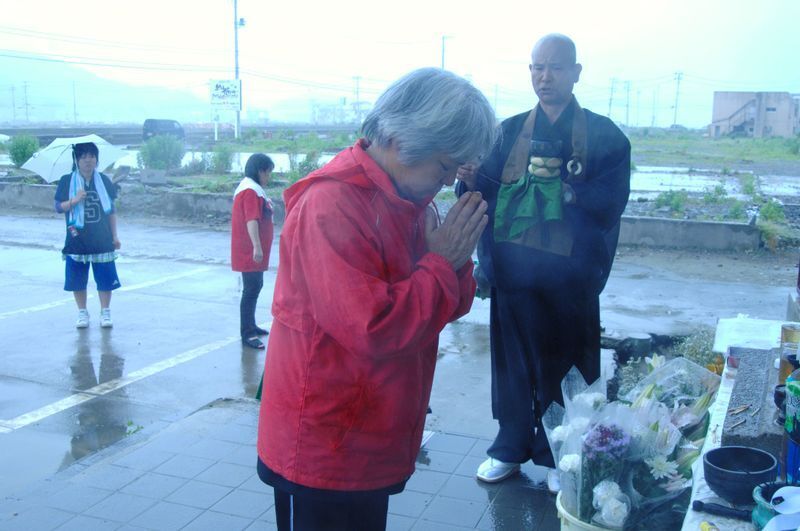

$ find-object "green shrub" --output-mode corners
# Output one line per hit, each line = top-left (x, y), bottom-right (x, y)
(725, 200), (746, 221)
(286, 151), (321, 184)
(184, 156), (210, 175)
(786, 134), (800, 156)
(211, 144), (234, 173)
(241, 128), (262, 143)
(137, 135), (184, 170)
(759, 199), (786, 223)
(738, 173), (757, 196)
(9, 135), (39, 167)
(654, 190), (688, 213)
(702, 184), (727, 204)
(298, 151), (321, 177)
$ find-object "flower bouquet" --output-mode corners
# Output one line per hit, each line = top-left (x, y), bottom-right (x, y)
(544, 358), (719, 529)
(542, 367), (608, 517)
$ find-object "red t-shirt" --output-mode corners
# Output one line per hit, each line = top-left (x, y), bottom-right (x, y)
(231, 189), (274, 272)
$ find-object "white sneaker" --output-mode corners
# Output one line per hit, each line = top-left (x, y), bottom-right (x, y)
(76, 309), (89, 329)
(546, 468), (561, 493)
(476, 457), (520, 483)
(100, 309), (113, 328)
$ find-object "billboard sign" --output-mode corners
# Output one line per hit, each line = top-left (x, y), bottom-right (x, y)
(210, 79), (242, 110)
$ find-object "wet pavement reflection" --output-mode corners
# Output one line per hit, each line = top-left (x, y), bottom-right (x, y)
(67, 332), (127, 465)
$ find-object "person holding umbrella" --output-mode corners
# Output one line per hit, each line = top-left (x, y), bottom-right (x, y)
(54, 142), (122, 328)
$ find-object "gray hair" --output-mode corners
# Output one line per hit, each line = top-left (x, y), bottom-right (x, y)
(362, 68), (497, 165)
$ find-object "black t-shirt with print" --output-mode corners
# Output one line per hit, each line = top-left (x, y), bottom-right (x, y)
(54, 173), (117, 255)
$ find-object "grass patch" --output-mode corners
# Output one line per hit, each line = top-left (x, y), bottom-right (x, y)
(628, 129), (800, 168)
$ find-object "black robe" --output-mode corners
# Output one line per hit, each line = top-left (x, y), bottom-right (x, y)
(460, 98), (631, 466)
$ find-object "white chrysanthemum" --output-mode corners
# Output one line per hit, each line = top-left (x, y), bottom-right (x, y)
(600, 497), (629, 527)
(646, 455), (679, 480)
(593, 480), (623, 507)
(551, 424), (572, 443)
(559, 454), (581, 474)
(571, 416), (591, 434)
(575, 392), (607, 410)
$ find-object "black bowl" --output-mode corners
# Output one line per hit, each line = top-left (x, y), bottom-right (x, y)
(703, 446), (777, 505)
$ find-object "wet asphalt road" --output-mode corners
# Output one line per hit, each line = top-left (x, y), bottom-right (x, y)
(0, 212), (791, 499)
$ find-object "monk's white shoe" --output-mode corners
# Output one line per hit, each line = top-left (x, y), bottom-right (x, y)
(546, 468), (561, 493)
(476, 457), (520, 483)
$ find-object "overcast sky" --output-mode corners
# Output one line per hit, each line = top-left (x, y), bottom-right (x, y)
(1, 0), (798, 127)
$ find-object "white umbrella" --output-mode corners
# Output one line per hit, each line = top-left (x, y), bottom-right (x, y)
(21, 134), (129, 183)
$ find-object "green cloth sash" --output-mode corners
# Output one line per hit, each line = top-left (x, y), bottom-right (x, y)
(494, 173), (562, 242)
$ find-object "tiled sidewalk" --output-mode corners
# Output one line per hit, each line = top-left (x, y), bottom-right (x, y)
(0, 399), (559, 531)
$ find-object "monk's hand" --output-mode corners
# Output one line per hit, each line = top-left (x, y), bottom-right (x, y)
(455, 163), (478, 190)
(425, 191), (488, 270)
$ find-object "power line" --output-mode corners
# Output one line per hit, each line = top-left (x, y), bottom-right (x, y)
(0, 50), (230, 73)
(0, 25), (228, 57)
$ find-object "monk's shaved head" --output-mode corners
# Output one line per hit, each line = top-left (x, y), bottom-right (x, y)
(532, 34), (577, 65)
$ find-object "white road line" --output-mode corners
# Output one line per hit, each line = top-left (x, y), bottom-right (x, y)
(0, 331), (254, 432)
(0, 267), (211, 320)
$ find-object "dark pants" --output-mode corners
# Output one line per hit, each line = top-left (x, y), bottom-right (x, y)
(486, 284), (600, 468)
(240, 271), (263, 338)
(273, 488), (389, 531)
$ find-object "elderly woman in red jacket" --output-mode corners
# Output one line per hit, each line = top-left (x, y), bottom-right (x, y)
(256, 68), (497, 530)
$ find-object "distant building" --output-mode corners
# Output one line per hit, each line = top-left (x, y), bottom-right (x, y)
(709, 91), (800, 138)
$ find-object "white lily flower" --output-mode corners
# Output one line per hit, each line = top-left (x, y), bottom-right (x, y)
(645, 353), (666, 372)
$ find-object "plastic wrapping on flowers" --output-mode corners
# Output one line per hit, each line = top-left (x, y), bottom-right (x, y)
(543, 359), (719, 529)
(543, 367), (608, 517)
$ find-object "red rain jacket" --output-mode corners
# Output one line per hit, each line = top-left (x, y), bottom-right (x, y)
(257, 140), (476, 491)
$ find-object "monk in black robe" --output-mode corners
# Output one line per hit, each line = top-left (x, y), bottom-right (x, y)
(456, 33), (631, 487)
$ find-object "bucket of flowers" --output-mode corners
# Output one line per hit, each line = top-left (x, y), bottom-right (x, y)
(544, 359), (720, 530)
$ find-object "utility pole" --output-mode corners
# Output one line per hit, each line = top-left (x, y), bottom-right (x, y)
(23, 81), (29, 122)
(72, 81), (78, 123)
(624, 80), (631, 127)
(233, 0), (241, 139)
(607, 78), (616, 121)
(651, 86), (658, 127)
(673, 71), (683, 126)
(441, 36), (450, 70)
(353, 76), (362, 124)
(636, 89), (641, 127)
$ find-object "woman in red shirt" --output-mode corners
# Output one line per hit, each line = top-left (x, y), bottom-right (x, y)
(231, 153), (274, 349)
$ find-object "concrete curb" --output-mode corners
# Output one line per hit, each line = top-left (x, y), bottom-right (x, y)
(0, 182), (761, 251)
(619, 215), (761, 250)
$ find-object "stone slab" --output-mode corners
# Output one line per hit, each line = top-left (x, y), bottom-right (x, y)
(713, 316), (783, 354)
(720, 346), (782, 461)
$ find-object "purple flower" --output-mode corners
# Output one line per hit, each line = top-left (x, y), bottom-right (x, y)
(583, 424), (630, 461)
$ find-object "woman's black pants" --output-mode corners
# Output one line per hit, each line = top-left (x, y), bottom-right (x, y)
(240, 271), (263, 338)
